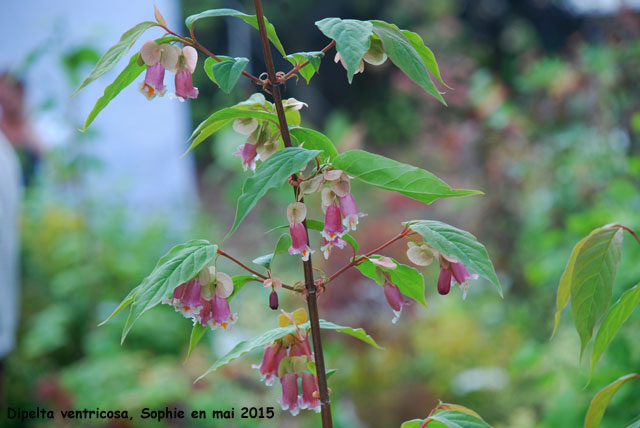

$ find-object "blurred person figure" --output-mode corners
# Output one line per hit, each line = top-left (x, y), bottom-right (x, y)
(0, 89), (21, 405)
(0, 72), (41, 185)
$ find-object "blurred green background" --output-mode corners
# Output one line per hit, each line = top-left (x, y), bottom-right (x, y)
(3, 0), (640, 427)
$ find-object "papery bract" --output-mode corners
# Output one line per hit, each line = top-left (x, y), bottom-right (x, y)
(407, 242), (436, 266)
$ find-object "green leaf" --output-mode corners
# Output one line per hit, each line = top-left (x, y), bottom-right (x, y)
(625, 417), (640, 428)
(99, 286), (138, 327)
(332, 150), (481, 205)
(590, 283), (640, 378)
(187, 323), (209, 359)
(229, 148), (321, 237)
(356, 257), (427, 307)
(427, 409), (493, 428)
(204, 56), (249, 93)
(401, 420), (423, 428)
(186, 8), (285, 56)
(253, 233), (292, 268)
(285, 51), (324, 84)
(406, 220), (502, 297)
(315, 18), (373, 83)
(370, 20), (445, 104)
(80, 54), (145, 132)
(400, 30), (450, 89)
(585, 374), (639, 428)
(73, 21), (155, 96)
(196, 319), (379, 381)
(186, 107), (279, 153)
(570, 226), (623, 358)
(120, 240), (218, 342)
(229, 275), (259, 300)
(552, 234), (589, 337)
(289, 126), (338, 162)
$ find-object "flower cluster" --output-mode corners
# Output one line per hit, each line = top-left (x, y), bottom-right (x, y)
(295, 169), (366, 260)
(406, 242), (478, 298)
(232, 97), (307, 171)
(253, 310), (320, 416)
(162, 266), (237, 330)
(138, 40), (198, 101)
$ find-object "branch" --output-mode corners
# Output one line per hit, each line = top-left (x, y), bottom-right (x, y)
(253, 1), (333, 426)
(326, 227), (411, 284)
(217, 249), (267, 279)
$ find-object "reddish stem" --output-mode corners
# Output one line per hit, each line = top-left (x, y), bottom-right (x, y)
(217, 249), (299, 292)
(185, 25), (263, 85)
(253, 1), (332, 426)
(283, 40), (336, 81)
(327, 227), (411, 284)
(613, 224), (640, 246)
(217, 249), (266, 279)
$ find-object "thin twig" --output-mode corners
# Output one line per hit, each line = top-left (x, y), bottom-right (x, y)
(217, 249), (267, 279)
(283, 40), (336, 80)
(327, 227), (411, 284)
(613, 224), (640, 246)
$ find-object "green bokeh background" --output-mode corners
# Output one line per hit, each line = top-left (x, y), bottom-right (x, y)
(3, 0), (640, 427)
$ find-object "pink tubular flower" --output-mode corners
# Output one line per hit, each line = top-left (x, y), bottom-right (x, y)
(322, 203), (345, 241)
(278, 373), (300, 416)
(139, 62), (166, 99)
(383, 281), (405, 324)
(289, 336), (312, 359)
(320, 236), (346, 260)
(300, 373), (320, 412)
(173, 46), (199, 101)
(437, 254), (478, 297)
(288, 222), (312, 261)
(138, 41), (179, 99)
(175, 69), (198, 100)
(338, 193), (366, 231)
(437, 267), (452, 295)
(210, 295), (236, 329)
(383, 282), (403, 312)
(197, 269), (237, 330)
(252, 343), (287, 386)
(162, 279), (202, 319)
(233, 142), (259, 171)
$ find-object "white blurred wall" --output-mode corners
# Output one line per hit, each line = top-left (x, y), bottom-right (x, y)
(0, 0), (197, 224)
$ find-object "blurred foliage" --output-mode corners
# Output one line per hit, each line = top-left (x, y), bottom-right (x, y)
(5, 0), (640, 427)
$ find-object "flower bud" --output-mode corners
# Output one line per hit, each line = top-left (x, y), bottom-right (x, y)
(437, 267), (452, 295)
(269, 290), (279, 310)
(383, 282), (403, 312)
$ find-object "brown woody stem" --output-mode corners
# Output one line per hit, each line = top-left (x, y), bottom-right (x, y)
(252, 1), (333, 426)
